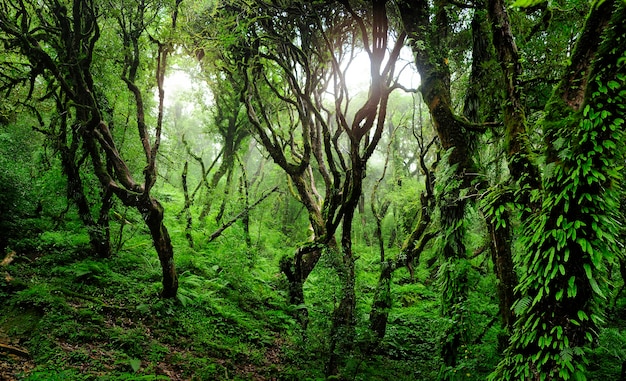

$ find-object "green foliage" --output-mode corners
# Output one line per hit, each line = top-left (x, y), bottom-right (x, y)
(491, 36), (626, 380)
(586, 327), (626, 379)
(0, 125), (44, 251)
(1, 1), (625, 380)
(510, 0), (547, 8)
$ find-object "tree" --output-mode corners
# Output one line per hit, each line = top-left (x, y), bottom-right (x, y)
(0, 0), (179, 297)
(394, 0), (484, 375)
(0, 7), (113, 259)
(194, 69), (251, 225)
(193, 0), (408, 374)
(490, 1), (626, 379)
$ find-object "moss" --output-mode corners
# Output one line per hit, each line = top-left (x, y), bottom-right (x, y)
(0, 307), (42, 339)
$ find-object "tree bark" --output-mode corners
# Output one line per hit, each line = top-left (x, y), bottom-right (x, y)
(181, 161), (194, 248)
(141, 197), (178, 298)
(487, 0), (542, 202)
(326, 185), (359, 378)
(462, 1), (521, 335)
(60, 147), (111, 258)
(486, 212), (516, 336)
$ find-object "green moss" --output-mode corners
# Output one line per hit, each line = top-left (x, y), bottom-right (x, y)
(0, 307), (42, 338)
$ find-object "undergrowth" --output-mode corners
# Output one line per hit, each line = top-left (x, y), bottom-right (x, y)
(1, 193), (624, 380)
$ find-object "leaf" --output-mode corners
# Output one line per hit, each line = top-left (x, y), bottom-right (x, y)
(556, 289), (564, 301)
(136, 304), (150, 314)
(177, 292), (191, 307)
(583, 263), (592, 280)
(514, 296), (532, 315)
(568, 276), (577, 298)
(129, 358), (141, 373)
(607, 80), (620, 90)
(510, 0), (547, 7)
(589, 277), (605, 299)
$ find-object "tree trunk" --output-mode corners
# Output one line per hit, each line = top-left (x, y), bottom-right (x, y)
(326, 211), (357, 378)
(438, 195), (469, 374)
(280, 240), (328, 327)
(238, 158), (252, 247)
(369, 190), (435, 343)
(96, 187), (113, 256)
(141, 197), (178, 298)
(181, 161), (194, 248)
(199, 142), (235, 221)
(279, 172), (330, 326)
(215, 166), (233, 224)
(326, 160), (363, 376)
(464, 2), (521, 336)
(396, 1), (476, 376)
(369, 261), (393, 340)
(491, 2), (625, 378)
(60, 141), (112, 258)
(486, 211), (516, 337)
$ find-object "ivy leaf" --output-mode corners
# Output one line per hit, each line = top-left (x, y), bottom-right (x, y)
(589, 276), (605, 299)
(568, 276), (578, 298)
(583, 263), (592, 279)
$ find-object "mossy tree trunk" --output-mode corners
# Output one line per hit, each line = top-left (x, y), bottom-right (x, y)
(396, 0), (479, 376)
(141, 197), (178, 298)
(490, 1), (626, 379)
(59, 127), (112, 259)
(470, 0), (523, 335)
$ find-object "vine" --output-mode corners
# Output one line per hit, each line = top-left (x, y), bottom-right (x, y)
(491, 4), (626, 378)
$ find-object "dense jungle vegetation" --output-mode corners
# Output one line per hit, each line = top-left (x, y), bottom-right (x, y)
(1, 0), (626, 379)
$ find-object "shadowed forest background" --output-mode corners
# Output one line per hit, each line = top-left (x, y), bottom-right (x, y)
(1, 0), (626, 380)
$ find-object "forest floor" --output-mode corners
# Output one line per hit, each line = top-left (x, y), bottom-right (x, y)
(0, 326), (35, 380)
(0, 237), (443, 381)
(0, 245), (301, 380)
(1, 229), (625, 380)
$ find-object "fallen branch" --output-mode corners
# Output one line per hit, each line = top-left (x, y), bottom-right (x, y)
(208, 186), (279, 243)
(1, 251), (15, 267)
(0, 342), (30, 358)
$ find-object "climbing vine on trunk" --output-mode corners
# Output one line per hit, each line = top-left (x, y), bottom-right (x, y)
(491, 2), (626, 379)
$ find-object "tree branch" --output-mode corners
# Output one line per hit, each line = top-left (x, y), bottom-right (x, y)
(207, 186), (279, 242)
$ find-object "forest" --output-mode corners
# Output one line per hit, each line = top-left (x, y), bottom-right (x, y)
(0, 0), (625, 380)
